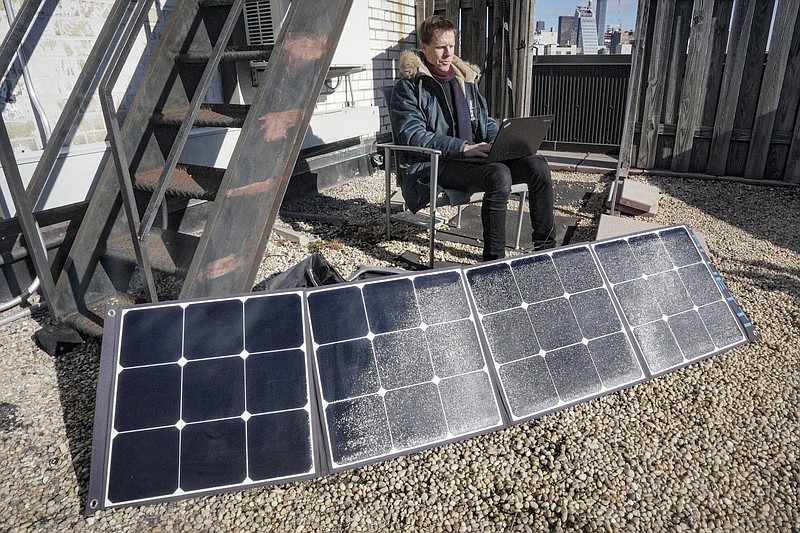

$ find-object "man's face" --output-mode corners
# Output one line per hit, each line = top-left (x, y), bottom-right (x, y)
(420, 29), (455, 71)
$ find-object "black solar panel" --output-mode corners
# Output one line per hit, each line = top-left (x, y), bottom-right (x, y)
(87, 226), (754, 513)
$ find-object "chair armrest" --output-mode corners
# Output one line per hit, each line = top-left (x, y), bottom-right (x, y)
(376, 143), (442, 157)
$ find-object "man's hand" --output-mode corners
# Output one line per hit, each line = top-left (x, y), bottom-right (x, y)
(463, 142), (492, 158)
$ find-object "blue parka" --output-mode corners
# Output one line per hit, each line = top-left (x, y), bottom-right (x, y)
(390, 50), (500, 212)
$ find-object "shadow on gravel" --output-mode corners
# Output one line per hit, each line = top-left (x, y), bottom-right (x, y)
(52, 335), (103, 512)
(278, 176), (603, 271)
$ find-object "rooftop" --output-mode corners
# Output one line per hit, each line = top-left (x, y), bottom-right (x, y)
(1, 169), (797, 531)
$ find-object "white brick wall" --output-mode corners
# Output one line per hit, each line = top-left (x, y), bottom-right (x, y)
(1, 0), (177, 153)
(1, 0), (417, 152)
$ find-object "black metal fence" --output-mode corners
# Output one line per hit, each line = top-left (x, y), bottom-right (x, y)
(530, 54), (631, 154)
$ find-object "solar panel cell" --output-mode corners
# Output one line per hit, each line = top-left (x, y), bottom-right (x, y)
(114, 365), (182, 432)
(372, 329), (435, 389)
(438, 371), (501, 435)
(184, 300), (244, 359)
(545, 344), (603, 402)
(593, 239), (643, 284)
(414, 270), (472, 324)
(180, 418), (247, 491)
(680, 263), (723, 306)
(244, 293), (305, 352)
(698, 301), (745, 348)
(569, 288), (622, 340)
(247, 410), (314, 480)
(668, 310), (716, 359)
(510, 254), (564, 303)
(316, 339), (380, 402)
(245, 349), (308, 413)
(497, 355), (559, 418)
(465, 262), (522, 314)
(660, 227), (702, 267)
(384, 383), (449, 449)
(527, 297), (583, 351)
(107, 427), (180, 503)
(308, 286), (369, 344)
(552, 247), (603, 292)
(628, 233), (674, 275)
(119, 305), (183, 367)
(633, 320), (684, 373)
(424, 319), (485, 377)
(325, 394), (392, 466)
(182, 357), (245, 422)
(363, 278), (420, 333)
(613, 277), (663, 326)
(481, 308), (541, 364)
(587, 333), (642, 388)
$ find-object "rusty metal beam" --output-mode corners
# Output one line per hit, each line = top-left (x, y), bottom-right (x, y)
(180, 0), (355, 298)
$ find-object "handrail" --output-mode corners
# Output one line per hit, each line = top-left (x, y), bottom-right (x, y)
(0, 0), (55, 320)
(23, 0), (132, 205)
(98, 0), (159, 302)
(0, 0), (42, 75)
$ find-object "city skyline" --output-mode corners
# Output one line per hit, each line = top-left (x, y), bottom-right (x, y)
(534, 0), (639, 33)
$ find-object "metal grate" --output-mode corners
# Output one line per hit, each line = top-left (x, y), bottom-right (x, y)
(244, 0), (276, 47)
(530, 55), (631, 152)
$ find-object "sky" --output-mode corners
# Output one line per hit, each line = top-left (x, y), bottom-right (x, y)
(534, 0), (639, 33)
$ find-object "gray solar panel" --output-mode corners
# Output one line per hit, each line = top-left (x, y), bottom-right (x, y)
(86, 225), (754, 513)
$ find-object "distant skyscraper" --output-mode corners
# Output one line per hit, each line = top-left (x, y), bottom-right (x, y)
(595, 0), (608, 48)
(574, 4), (599, 54)
(536, 19), (545, 33)
(558, 16), (574, 46)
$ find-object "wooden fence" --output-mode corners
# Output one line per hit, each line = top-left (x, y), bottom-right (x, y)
(626, 0), (800, 183)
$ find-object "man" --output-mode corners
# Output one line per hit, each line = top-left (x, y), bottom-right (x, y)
(390, 15), (556, 261)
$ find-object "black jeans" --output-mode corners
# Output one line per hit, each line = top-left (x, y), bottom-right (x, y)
(438, 155), (555, 261)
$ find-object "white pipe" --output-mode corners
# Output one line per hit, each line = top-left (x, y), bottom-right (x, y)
(1, 0), (51, 323)
(3, 0), (53, 142)
(0, 300), (46, 327)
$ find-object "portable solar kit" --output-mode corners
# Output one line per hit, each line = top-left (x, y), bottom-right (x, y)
(85, 225), (757, 513)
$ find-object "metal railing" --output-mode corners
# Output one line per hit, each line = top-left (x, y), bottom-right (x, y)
(530, 54), (631, 153)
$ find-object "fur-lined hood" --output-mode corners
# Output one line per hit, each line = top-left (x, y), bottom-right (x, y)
(398, 49), (482, 85)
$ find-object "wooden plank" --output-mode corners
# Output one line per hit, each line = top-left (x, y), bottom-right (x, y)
(445, 0), (459, 26)
(701, 1), (734, 126)
(180, 0), (355, 298)
(726, 0), (775, 176)
(764, 10), (800, 179)
(662, 0), (693, 126)
(744, 0), (800, 180)
(785, 104), (800, 183)
(705, 0), (758, 175)
(512, 0), (535, 117)
(460, 0), (488, 65)
(636, 0), (676, 169)
(611, 0), (652, 212)
(671, 0), (716, 172)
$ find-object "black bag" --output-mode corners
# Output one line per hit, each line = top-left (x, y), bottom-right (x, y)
(259, 252), (345, 291)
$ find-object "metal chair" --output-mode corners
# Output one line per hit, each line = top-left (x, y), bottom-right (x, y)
(377, 85), (528, 268)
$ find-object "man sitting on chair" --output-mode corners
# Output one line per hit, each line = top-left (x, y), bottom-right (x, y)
(390, 15), (556, 261)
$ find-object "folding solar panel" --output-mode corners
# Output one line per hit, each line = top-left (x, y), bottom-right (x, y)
(464, 246), (645, 422)
(86, 291), (318, 513)
(307, 269), (505, 470)
(86, 225), (755, 513)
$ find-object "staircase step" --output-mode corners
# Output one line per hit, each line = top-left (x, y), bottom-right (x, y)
(134, 165), (223, 200)
(177, 45), (273, 63)
(152, 104), (249, 128)
(104, 228), (199, 278)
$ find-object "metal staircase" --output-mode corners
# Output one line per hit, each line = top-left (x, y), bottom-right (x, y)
(30, 0), (355, 335)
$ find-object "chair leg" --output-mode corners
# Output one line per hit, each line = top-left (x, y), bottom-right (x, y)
(455, 205), (463, 228)
(385, 147), (392, 239)
(514, 190), (527, 250)
(428, 155), (440, 269)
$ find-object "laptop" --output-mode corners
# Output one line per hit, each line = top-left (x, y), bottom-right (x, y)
(467, 115), (554, 163)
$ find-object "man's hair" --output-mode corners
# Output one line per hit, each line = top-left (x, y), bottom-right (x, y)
(418, 15), (457, 45)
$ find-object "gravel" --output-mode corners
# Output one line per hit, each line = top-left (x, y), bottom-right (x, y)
(0, 169), (797, 532)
